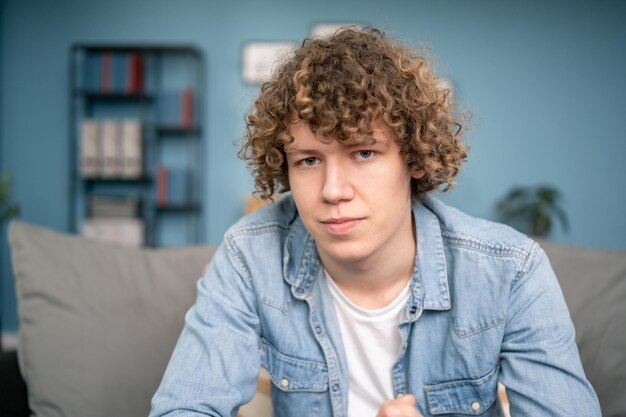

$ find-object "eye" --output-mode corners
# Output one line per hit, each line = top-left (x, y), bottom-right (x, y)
(298, 157), (320, 167)
(354, 150), (375, 160)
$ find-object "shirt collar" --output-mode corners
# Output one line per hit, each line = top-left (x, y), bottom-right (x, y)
(283, 196), (451, 312)
(411, 198), (451, 312)
(283, 215), (320, 299)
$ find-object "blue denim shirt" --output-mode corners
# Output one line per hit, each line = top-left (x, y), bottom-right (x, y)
(150, 194), (600, 417)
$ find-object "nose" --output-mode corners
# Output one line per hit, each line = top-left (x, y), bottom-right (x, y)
(321, 160), (354, 204)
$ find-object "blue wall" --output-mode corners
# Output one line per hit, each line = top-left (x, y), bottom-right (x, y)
(1, 0), (625, 331)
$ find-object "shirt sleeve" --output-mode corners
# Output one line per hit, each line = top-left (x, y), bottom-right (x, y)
(149, 242), (262, 417)
(498, 246), (601, 416)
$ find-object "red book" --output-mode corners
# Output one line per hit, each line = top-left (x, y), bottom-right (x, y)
(127, 52), (144, 93)
(181, 89), (193, 128)
(156, 166), (169, 207)
(135, 54), (144, 92)
(102, 51), (112, 93)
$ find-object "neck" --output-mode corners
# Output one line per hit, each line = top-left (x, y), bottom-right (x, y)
(319, 218), (417, 309)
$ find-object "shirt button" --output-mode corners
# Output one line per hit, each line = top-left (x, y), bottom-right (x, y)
(409, 306), (418, 314)
(315, 326), (322, 334)
(332, 383), (340, 392)
(471, 401), (480, 411)
(280, 378), (289, 388)
(296, 288), (304, 294)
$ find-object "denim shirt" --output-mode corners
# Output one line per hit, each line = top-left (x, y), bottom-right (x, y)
(150, 194), (600, 417)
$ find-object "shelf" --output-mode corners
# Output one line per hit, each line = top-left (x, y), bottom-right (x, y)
(70, 44), (205, 246)
(73, 44), (201, 56)
(155, 125), (201, 135)
(155, 203), (200, 212)
(76, 91), (154, 101)
(82, 177), (152, 184)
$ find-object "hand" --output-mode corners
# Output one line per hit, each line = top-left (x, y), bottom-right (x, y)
(376, 394), (423, 417)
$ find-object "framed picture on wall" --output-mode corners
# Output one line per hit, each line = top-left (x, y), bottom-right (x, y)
(310, 23), (364, 38)
(242, 42), (296, 84)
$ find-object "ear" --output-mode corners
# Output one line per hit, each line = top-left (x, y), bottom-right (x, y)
(411, 170), (425, 179)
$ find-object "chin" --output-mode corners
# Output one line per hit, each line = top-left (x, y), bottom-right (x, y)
(319, 240), (374, 264)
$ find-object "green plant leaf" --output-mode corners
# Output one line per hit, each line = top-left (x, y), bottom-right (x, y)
(0, 169), (20, 223)
(494, 184), (569, 237)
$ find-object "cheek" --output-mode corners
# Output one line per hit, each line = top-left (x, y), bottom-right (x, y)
(398, 176), (414, 199)
(376, 168), (413, 198)
(289, 178), (316, 216)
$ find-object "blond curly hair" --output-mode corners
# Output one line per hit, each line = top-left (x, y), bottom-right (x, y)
(240, 27), (469, 199)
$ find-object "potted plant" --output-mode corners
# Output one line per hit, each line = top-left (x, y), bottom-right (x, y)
(1, 170), (20, 223)
(495, 185), (569, 238)
(1, 169), (19, 350)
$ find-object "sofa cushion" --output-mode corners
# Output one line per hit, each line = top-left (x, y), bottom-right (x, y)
(9, 220), (215, 417)
(540, 240), (626, 417)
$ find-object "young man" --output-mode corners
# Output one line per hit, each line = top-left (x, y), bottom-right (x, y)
(150, 28), (600, 417)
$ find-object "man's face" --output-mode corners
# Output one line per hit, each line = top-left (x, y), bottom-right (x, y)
(285, 119), (418, 269)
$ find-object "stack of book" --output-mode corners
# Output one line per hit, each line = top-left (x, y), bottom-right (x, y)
(80, 119), (142, 179)
(82, 196), (144, 247)
(156, 166), (192, 207)
(156, 88), (194, 128)
(82, 50), (144, 94)
(89, 195), (139, 217)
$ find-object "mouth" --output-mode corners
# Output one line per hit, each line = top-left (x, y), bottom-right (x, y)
(320, 217), (365, 235)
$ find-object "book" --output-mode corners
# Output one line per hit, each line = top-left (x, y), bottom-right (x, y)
(100, 120), (121, 177)
(83, 52), (102, 92)
(80, 119), (99, 177)
(168, 168), (191, 205)
(181, 88), (193, 128)
(121, 119), (142, 178)
(127, 52), (144, 93)
(89, 195), (139, 218)
(156, 165), (169, 207)
(81, 50), (145, 94)
(101, 51), (113, 93)
(157, 89), (195, 128)
(157, 91), (176, 127)
(82, 217), (145, 247)
(112, 52), (128, 93)
(80, 119), (143, 178)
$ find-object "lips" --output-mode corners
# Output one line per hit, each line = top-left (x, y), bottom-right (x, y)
(320, 217), (364, 234)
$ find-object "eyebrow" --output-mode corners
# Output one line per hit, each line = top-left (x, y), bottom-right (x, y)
(285, 137), (384, 154)
(285, 148), (319, 155)
(345, 138), (378, 148)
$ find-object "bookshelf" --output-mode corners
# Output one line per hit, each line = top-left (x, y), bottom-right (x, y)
(69, 44), (205, 247)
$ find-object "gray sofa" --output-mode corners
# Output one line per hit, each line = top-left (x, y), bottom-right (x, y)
(2, 220), (625, 417)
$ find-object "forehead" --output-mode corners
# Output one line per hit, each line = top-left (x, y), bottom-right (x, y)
(285, 119), (394, 149)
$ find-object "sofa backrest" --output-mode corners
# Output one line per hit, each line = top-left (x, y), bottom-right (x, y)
(9, 220), (215, 417)
(8, 221), (625, 417)
(539, 240), (626, 417)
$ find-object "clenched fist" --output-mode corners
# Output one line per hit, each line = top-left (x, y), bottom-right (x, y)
(376, 394), (423, 417)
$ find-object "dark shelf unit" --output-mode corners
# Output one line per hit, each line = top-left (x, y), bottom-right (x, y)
(155, 125), (202, 135)
(155, 203), (201, 212)
(69, 44), (205, 247)
(82, 176), (153, 183)
(77, 90), (155, 99)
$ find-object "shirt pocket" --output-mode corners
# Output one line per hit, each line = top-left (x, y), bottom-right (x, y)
(424, 366), (499, 416)
(260, 339), (330, 417)
(260, 338), (329, 392)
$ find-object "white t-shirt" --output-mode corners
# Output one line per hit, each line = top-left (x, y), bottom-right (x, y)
(325, 271), (411, 417)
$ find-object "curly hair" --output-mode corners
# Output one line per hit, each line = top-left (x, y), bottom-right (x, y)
(240, 27), (469, 199)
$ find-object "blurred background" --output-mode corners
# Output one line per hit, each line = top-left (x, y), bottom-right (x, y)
(1, 0), (625, 335)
